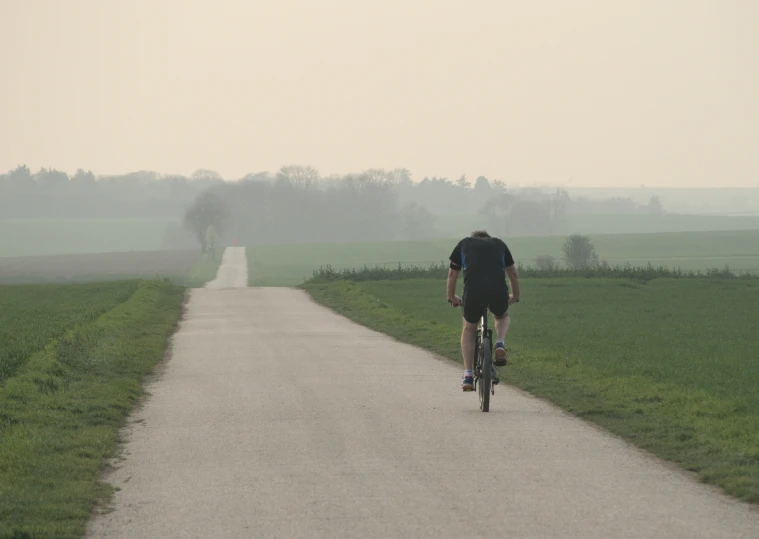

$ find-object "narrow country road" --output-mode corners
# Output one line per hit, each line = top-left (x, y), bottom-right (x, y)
(87, 247), (759, 538)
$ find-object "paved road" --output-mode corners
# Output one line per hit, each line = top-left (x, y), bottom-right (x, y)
(87, 247), (759, 538)
(204, 246), (248, 289)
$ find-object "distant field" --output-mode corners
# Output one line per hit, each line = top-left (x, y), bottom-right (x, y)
(303, 277), (759, 503)
(247, 230), (759, 286)
(436, 212), (759, 237)
(0, 217), (194, 257)
(0, 249), (210, 286)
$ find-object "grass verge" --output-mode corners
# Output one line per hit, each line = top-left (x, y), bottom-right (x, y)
(0, 280), (184, 538)
(302, 278), (759, 504)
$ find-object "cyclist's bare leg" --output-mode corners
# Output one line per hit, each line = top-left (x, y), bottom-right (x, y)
(494, 313), (510, 342)
(461, 320), (477, 371)
(493, 313), (510, 366)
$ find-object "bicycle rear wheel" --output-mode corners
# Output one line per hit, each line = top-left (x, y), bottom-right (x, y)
(479, 336), (492, 412)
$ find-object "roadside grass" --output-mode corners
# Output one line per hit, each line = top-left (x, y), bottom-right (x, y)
(0, 280), (184, 538)
(302, 277), (759, 504)
(248, 229), (759, 286)
(183, 251), (222, 288)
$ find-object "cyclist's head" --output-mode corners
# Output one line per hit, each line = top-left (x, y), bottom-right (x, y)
(471, 230), (491, 239)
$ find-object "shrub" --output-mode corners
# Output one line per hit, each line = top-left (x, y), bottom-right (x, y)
(562, 234), (599, 269)
(535, 255), (558, 271)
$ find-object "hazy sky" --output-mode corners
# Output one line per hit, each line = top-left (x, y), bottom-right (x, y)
(1, 0), (757, 187)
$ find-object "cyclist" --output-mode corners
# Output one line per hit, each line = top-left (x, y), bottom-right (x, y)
(446, 230), (520, 391)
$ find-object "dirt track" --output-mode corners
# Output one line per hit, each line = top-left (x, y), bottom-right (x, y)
(87, 247), (759, 538)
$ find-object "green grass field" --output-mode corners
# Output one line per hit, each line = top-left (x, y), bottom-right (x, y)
(0, 282), (139, 381)
(303, 277), (759, 503)
(0, 280), (184, 538)
(248, 230), (759, 286)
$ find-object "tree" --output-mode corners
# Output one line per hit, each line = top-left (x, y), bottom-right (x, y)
(507, 199), (552, 236)
(400, 202), (436, 240)
(71, 168), (96, 186)
(364, 168), (390, 184)
(204, 224), (219, 257)
(389, 168), (412, 186)
(240, 172), (271, 183)
(647, 195), (664, 215)
(191, 169), (223, 182)
(7, 165), (32, 189)
(276, 165), (319, 188)
(184, 191), (230, 252)
(456, 175), (470, 189)
(548, 188), (570, 234)
(535, 254), (557, 271)
(480, 193), (514, 236)
(34, 168), (69, 191)
(562, 234), (599, 269)
(474, 176), (491, 193)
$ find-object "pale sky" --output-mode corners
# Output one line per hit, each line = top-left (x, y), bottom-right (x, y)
(1, 0), (757, 187)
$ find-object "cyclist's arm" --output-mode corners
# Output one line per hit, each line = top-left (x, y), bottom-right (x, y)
(506, 264), (520, 300)
(447, 266), (461, 301)
(447, 239), (464, 301)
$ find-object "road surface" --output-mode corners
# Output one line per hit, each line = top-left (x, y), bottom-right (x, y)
(87, 247), (759, 538)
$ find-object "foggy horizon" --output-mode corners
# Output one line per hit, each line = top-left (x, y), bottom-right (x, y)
(2, 0), (758, 188)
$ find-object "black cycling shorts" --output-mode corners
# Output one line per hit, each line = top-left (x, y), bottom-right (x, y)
(462, 285), (509, 324)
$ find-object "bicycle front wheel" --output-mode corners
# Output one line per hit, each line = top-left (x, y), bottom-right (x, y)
(479, 336), (492, 412)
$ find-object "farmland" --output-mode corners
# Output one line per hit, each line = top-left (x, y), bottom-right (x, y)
(437, 212), (759, 238)
(0, 281), (138, 380)
(248, 229), (759, 286)
(0, 280), (184, 538)
(0, 249), (218, 286)
(302, 276), (759, 503)
(0, 217), (191, 257)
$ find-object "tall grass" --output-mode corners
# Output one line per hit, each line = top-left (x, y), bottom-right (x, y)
(309, 261), (757, 283)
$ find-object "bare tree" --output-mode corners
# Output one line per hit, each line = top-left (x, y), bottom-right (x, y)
(184, 191), (230, 252)
(276, 165), (319, 188)
(548, 188), (570, 235)
(191, 169), (224, 182)
(389, 168), (412, 186)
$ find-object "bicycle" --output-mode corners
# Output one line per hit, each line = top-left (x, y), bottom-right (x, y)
(450, 299), (517, 412)
(473, 306), (497, 412)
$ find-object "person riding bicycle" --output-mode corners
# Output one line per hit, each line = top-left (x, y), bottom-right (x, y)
(447, 230), (520, 391)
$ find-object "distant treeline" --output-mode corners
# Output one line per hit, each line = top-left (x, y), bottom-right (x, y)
(184, 166), (667, 247)
(308, 262), (758, 283)
(0, 166), (221, 219)
(1, 165), (664, 230)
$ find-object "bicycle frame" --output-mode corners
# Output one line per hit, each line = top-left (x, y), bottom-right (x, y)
(474, 307), (496, 411)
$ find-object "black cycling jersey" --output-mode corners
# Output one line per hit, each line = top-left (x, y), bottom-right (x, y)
(449, 236), (515, 291)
